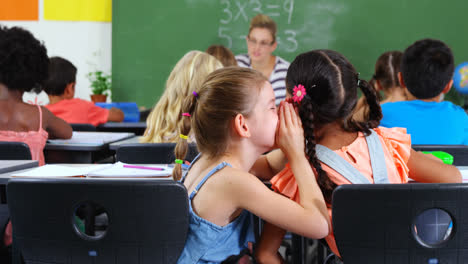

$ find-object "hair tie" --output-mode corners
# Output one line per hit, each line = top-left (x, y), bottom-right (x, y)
(179, 134), (188, 140)
(192, 91), (198, 97)
(357, 79), (361, 86)
(175, 159), (183, 164)
(292, 84), (306, 103)
(182, 113), (191, 117)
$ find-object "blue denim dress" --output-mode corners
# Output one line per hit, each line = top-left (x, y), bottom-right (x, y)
(177, 155), (256, 264)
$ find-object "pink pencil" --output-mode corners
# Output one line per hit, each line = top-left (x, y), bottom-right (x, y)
(123, 164), (164, 171)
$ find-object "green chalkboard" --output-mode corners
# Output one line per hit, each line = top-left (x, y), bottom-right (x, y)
(112, 0), (468, 108)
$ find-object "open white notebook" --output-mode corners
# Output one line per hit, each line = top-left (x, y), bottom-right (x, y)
(12, 162), (172, 178)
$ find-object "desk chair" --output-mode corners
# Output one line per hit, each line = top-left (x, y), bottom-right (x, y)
(7, 178), (189, 264)
(332, 183), (468, 264)
(0, 142), (31, 160)
(70, 123), (97, 131)
(412, 145), (468, 166)
(116, 143), (199, 164)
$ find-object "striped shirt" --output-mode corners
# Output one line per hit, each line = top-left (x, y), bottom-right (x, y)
(235, 54), (290, 105)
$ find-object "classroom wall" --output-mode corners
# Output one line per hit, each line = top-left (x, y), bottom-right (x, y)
(0, 0), (112, 105)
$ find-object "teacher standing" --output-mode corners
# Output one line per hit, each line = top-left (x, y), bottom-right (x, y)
(236, 14), (290, 106)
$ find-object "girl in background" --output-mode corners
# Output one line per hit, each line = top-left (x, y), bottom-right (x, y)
(354, 51), (406, 121)
(0, 25), (72, 166)
(141, 51), (222, 143)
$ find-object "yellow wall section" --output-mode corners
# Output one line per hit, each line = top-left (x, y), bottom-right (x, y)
(44, 0), (111, 22)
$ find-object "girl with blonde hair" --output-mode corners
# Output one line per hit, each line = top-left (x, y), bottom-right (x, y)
(141, 51), (222, 143)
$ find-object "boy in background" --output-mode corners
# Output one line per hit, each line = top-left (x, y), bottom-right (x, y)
(45, 57), (124, 126)
(380, 39), (468, 144)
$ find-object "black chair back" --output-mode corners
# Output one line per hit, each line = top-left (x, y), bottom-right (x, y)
(116, 143), (198, 164)
(70, 123), (97, 131)
(333, 183), (468, 264)
(412, 144), (468, 166)
(0, 142), (31, 160)
(7, 178), (189, 264)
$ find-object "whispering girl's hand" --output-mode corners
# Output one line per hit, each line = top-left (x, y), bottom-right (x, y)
(275, 101), (305, 161)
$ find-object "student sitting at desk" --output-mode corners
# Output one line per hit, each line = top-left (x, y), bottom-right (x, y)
(380, 39), (468, 144)
(253, 50), (462, 263)
(141, 51), (222, 143)
(354, 51), (406, 121)
(44, 57), (124, 126)
(0, 26), (72, 166)
(0, 25), (73, 252)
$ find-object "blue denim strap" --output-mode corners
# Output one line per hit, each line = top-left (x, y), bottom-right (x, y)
(316, 130), (388, 184)
(189, 161), (232, 200)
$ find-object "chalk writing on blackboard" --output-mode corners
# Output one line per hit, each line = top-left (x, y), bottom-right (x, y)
(218, 0), (298, 53)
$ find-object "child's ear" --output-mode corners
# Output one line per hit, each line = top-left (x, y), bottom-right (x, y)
(442, 79), (453, 94)
(233, 113), (250, 138)
(398, 72), (406, 88)
(375, 80), (383, 91)
(64, 82), (75, 98)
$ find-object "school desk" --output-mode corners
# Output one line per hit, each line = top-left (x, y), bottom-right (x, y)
(0, 160), (38, 204)
(97, 122), (147, 135)
(0, 163), (173, 204)
(412, 145), (468, 166)
(44, 132), (135, 163)
(109, 136), (142, 151)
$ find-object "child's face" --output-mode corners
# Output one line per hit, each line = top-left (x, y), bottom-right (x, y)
(246, 81), (278, 151)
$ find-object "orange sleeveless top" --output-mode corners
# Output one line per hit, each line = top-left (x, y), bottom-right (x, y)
(270, 127), (411, 257)
(0, 105), (48, 165)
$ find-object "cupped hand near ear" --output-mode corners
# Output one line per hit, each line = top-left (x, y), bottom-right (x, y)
(275, 101), (305, 161)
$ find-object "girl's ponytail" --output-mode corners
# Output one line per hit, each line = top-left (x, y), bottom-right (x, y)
(172, 94), (198, 181)
(358, 79), (382, 129)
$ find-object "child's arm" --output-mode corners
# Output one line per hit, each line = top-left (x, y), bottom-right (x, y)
(107, 107), (124, 122)
(249, 149), (287, 180)
(408, 149), (462, 183)
(41, 106), (72, 139)
(255, 222), (286, 264)
(230, 102), (330, 238)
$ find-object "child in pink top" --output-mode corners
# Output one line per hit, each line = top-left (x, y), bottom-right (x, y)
(44, 57), (124, 126)
(0, 26), (72, 248)
(254, 50), (462, 263)
(0, 26), (72, 165)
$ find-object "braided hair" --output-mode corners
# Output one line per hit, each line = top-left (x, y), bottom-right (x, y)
(286, 50), (382, 202)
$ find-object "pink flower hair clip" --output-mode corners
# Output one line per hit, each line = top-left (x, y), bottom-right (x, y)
(292, 84), (306, 103)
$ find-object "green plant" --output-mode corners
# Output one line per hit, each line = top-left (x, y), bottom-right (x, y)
(88, 71), (111, 95)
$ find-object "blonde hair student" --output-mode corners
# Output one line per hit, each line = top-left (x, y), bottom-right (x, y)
(174, 67), (330, 263)
(255, 50), (461, 263)
(0, 26), (72, 166)
(141, 51), (222, 143)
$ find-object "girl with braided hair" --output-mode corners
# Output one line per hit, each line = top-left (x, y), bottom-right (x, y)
(255, 50), (461, 263)
(173, 67), (330, 263)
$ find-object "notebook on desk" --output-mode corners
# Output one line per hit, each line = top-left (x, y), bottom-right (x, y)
(47, 131), (134, 145)
(12, 162), (172, 178)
